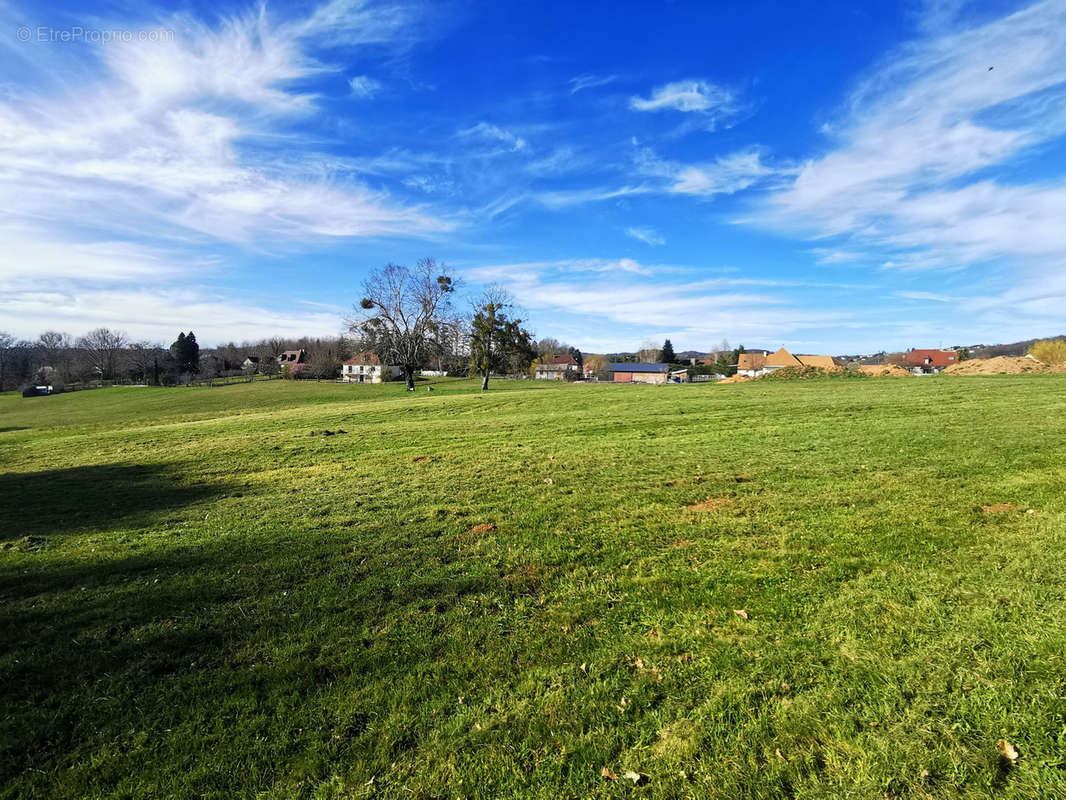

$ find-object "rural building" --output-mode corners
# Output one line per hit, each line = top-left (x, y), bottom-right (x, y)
(534, 354), (580, 380)
(278, 350), (307, 375)
(669, 368), (689, 383)
(610, 363), (670, 384)
(342, 351), (400, 383)
(737, 347), (839, 377)
(242, 356), (260, 371)
(906, 349), (957, 373)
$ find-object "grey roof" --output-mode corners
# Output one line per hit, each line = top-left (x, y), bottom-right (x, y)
(610, 362), (669, 373)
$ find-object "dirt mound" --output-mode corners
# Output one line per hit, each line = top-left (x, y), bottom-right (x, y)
(717, 375), (752, 384)
(859, 364), (912, 377)
(945, 356), (1046, 375)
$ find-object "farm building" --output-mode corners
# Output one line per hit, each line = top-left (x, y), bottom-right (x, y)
(342, 351), (401, 383)
(241, 356), (260, 371)
(906, 349), (957, 373)
(610, 363), (670, 384)
(737, 347), (839, 377)
(534, 354), (580, 380)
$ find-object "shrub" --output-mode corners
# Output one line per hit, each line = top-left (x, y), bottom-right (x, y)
(760, 366), (868, 382)
(1029, 338), (1066, 366)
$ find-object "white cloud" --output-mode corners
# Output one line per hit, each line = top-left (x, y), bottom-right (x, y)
(348, 74), (383, 97)
(634, 146), (779, 197)
(463, 260), (854, 348)
(0, 285), (343, 343)
(625, 226), (665, 246)
(458, 122), (528, 152)
(629, 79), (736, 120)
(761, 0), (1066, 272)
(0, 1), (453, 342)
(569, 74), (618, 94)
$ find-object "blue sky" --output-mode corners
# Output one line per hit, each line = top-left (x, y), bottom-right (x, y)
(2, 0), (1065, 353)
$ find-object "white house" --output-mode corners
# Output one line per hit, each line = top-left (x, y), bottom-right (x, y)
(342, 351), (401, 383)
(534, 354), (580, 380)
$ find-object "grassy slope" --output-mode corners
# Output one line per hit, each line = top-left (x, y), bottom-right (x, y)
(1, 377), (1065, 799)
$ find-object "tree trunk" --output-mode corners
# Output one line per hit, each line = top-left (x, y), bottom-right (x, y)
(481, 372), (489, 391)
(405, 367), (416, 391)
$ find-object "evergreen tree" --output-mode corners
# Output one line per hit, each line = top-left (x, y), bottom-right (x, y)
(568, 346), (583, 368)
(469, 291), (535, 390)
(170, 331), (200, 375)
(661, 339), (676, 364)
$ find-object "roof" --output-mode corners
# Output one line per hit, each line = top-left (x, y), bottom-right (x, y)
(243, 355), (260, 362)
(906, 349), (957, 366)
(547, 354), (577, 365)
(344, 351), (381, 366)
(765, 347), (802, 368)
(279, 349), (306, 363)
(737, 352), (766, 371)
(610, 362), (669, 373)
(796, 354), (837, 370)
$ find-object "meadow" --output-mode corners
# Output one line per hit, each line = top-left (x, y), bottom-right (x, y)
(1, 376), (1065, 799)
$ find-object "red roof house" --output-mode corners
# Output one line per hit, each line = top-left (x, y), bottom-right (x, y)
(905, 349), (957, 371)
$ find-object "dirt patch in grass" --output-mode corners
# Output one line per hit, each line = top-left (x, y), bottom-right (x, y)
(685, 496), (733, 512)
(980, 503), (1017, 513)
(470, 523), (496, 533)
(413, 456), (433, 463)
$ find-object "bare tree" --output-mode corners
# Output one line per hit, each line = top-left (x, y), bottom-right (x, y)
(127, 341), (164, 384)
(0, 331), (14, 391)
(348, 259), (456, 391)
(77, 327), (129, 380)
(637, 340), (662, 363)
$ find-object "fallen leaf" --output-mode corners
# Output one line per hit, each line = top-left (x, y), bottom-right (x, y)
(997, 739), (1020, 763)
(580, 662), (587, 674)
(622, 771), (646, 785)
(543, 477), (554, 485)
(734, 609), (749, 620)
(775, 748), (786, 761)
(601, 767), (618, 781)
(469, 523), (496, 533)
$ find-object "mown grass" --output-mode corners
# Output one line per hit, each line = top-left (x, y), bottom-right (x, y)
(1, 376), (1065, 799)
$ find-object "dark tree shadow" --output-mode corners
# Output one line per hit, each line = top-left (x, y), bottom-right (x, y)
(0, 426), (30, 433)
(0, 463), (221, 541)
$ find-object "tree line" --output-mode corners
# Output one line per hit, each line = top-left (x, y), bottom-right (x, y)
(1, 259), (755, 394)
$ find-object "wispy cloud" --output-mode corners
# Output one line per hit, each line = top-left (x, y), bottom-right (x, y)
(348, 74), (383, 97)
(635, 146), (780, 197)
(625, 226), (665, 246)
(629, 79), (738, 129)
(760, 0), (1066, 273)
(464, 261), (852, 346)
(569, 73), (617, 94)
(458, 121), (528, 152)
(0, 0), (452, 340)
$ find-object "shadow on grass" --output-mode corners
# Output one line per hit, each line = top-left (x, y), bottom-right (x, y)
(0, 463), (221, 541)
(0, 426), (30, 433)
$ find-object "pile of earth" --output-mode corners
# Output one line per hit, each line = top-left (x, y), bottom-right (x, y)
(859, 364), (912, 377)
(717, 375), (753, 384)
(944, 356), (1048, 375)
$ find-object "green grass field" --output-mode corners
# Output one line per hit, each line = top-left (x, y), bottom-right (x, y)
(2, 377), (1065, 799)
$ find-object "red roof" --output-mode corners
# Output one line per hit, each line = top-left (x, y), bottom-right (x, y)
(343, 351), (381, 366)
(547, 354), (577, 366)
(906, 349), (957, 367)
